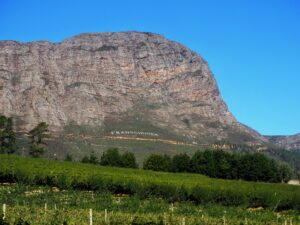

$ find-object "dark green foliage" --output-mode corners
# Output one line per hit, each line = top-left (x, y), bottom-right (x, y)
(143, 154), (172, 171)
(171, 153), (190, 172)
(265, 147), (300, 173)
(100, 148), (122, 167)
(28, 122), (50, 158)
(132, 216), (164, 225)
(82, 149), (138, 168)
(64, 153), (73, 161)
(88, 151), (98, 164)
(14, 218), (30, 225)
(190, 150), (283, 183)
(212, 150), (232, 179)
(29, 143), (45, 158)
(239, 153), (279, 182)
(0, 216), (9, 225)
(191, 150), (215, 176)
(81, 156), (90, 163)
(0, 115), (17, 154)
(277, 163), (292, 183)
(121, 151), (138, 168)
(28, 122), (49, 145)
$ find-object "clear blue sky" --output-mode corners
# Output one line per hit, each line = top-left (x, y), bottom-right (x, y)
(1, 0), (299, 135)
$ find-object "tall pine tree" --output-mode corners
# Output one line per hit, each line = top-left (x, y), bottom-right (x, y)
(0, 115), (17, 154)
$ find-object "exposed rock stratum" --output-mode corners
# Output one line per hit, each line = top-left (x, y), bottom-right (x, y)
(0, 32), (267, 145)
(266, 133), (300, 151)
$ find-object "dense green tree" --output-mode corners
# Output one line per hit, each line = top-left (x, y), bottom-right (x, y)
(190, 151), (206, 174)
(28, 122), (49, 158)
(277, 163), (292, 183)
(64, 153), (73, 161)
(227, 153), (241, 179)
(28, 122), (49, 144)
(121, 151), (138, 168)
(238, 153), (279, 182)
(0, 115), (17, 154)
(100, 148), (123, 167)
(213, 150), (232, 179)
(81, 156), (90, 163)
(143, 154), (172, 171)
(202, 150), (216, 177)
(89, 151), (98, 164)
(188, 149), (282, 182)
(171, 153), (191, 172)
(29, 143), (45, 158)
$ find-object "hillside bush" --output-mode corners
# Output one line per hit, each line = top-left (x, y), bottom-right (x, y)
(143, 154), (172, 171)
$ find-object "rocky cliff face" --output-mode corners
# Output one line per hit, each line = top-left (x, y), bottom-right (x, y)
(0, 32), (266, 144)
(266, 133), (300, 150)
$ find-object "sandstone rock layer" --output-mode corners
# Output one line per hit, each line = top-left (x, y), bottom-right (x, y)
(0, 32), (266, 144)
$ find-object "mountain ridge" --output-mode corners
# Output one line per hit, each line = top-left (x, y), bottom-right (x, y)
(266, 133), (300, 151)
(0, 31), (286, 148)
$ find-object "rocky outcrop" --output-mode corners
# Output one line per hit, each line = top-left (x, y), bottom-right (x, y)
(266, 133), (300, 150)
(0, 32), (267, 144)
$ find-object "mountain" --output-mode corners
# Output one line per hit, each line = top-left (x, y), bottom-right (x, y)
(266, 133), (300, 151)
(0, 32), (268, 148)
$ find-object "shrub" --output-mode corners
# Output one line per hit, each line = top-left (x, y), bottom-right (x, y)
(64, 153), (73, 161)
(190, 186), (213, 204)
(121, 151), (138, 168)
(100, 148), (122, 167)
(171, 153), (191, 172)
(143, 154), (172, 172)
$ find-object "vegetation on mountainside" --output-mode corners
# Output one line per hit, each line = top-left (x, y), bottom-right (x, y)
(0, 115), (17, 154)
(0, 114), (297, 182)
(28, 122), (50, 158)
(0, 154), (299, 211)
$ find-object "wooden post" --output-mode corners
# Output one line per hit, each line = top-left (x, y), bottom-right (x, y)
(2, 204), (6, 220)
(170, 203), (174, 213)
(245, 217), (248, 225)
(89, 209), (93, 225)
(105, 209), (107, 223)
(163, 213), (166, 225)
(182, 217), (185, 225)
(54, 204), (57, 210)
(223, 215), (226, 225)
(44, 203), (47, 211)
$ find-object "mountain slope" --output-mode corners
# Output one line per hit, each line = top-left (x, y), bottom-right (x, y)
(266, 133), (300, 151)
(0, 32), (266, 146)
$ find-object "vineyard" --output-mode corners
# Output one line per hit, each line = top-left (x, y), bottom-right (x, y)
(0, 154), (300, 224)
(1, 184), (299, 225)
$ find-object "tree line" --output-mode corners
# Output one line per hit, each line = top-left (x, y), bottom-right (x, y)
(76, 148), (292, 183)
(0, 114), (294, 183)
(78, 148), (138, 168)
(142, 150), (293, 183)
